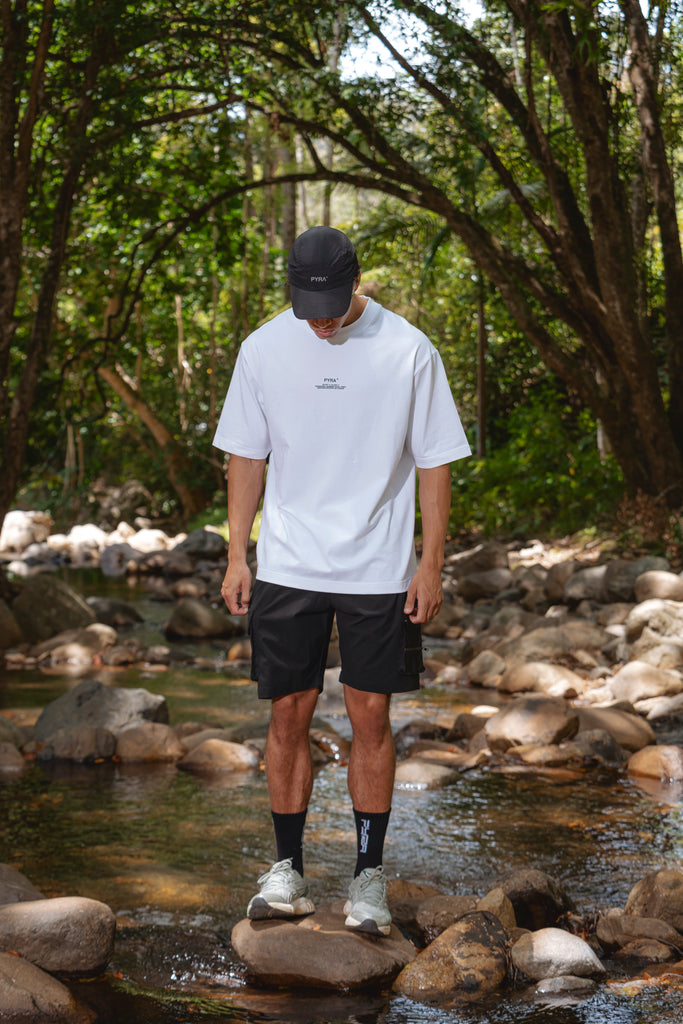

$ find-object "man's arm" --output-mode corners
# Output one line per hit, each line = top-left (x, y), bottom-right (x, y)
(220, 454), (267, 615)
(404, 463), (452, 624)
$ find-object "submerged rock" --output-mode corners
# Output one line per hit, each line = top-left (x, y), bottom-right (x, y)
(34, 679), (168, 743)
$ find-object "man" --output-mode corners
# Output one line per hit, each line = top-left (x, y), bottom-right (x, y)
(215, 225), (470, 936)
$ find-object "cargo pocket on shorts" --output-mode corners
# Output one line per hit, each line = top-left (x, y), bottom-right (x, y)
(402, 617), (425, 675)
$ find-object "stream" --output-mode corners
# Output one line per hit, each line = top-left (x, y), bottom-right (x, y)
(1, 570), (683, 1024)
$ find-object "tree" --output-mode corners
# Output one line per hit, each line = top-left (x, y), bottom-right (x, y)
(217, 0), (683, 506)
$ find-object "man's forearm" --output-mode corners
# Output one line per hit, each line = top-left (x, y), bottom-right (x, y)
(227, 454), (267, 562)
(417, 463), (452, 569)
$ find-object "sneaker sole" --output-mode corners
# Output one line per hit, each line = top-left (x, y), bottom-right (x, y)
(344, 911), (391, 936)
(247, 896), (315, 920)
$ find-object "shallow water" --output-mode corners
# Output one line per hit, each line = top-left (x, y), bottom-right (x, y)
(1, 573), (683, 1023)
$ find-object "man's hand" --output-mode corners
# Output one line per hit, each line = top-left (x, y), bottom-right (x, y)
(221, 561), (253, 615)
(404, 563), (443, 624)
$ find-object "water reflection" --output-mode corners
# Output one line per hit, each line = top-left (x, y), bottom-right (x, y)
(2, 632), (683, 1021)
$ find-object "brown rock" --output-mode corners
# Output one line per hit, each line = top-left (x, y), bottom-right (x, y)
(393, 911), (508, 1002)
(115, 722), (184, 762)
(627, 745), (683, 781)
(625, 869), (683, 931)
(231, 906), (415, 990)
(0, 897), (115, 975)
(0, 952), (95, 1023)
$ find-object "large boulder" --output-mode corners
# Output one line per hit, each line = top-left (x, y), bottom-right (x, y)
(231, 906), (415, 990)
(576, 706), (655, 751)
(609, 661), (683, 704)
(499, 662), (585, 699)
(115, 722), (185, 762)
(10, 575), (96, 645)
(634, 571), (683, 603)
(484, 697), (579, 752)
(393, 911), (508, 1003)
(625, 869), (683, 932)
(34, 679), (168, 743)
(495, 869), (575, 930)
(0, 511), (52, 553)
(625, 599), (683, 643)
(0, 896), (115, 975)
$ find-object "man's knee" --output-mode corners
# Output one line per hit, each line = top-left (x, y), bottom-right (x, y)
(344, 688), (392, 742)
(270, 688), (319, 739)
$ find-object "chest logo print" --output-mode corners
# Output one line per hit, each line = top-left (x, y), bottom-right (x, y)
(315, 377), (347, 390)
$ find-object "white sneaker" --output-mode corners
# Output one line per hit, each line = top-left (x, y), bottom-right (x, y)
(344, 866), (392, 936)
(247, 858), (315, 920)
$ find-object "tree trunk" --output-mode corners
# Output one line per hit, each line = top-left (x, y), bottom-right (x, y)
(98, 365), (213, 522)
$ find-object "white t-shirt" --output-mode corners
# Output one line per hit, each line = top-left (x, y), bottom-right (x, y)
(213, 298), (471, 594)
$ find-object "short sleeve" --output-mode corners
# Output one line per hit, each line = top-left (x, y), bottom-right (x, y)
(408, 346), (471, 467)
(212, 347), (272, 458)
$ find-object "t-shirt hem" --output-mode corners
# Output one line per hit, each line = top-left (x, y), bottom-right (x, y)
(256, 568), (413, 596)
(212, 436), (271, 459)
(415, 443), (472, 469)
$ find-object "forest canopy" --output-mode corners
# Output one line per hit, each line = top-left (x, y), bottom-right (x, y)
(1, 0), (682, 546)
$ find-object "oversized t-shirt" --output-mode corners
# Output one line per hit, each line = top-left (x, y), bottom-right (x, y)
(213, 298), (471, 594)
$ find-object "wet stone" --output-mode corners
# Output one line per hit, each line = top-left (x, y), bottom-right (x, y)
(231, 905), (416, 990)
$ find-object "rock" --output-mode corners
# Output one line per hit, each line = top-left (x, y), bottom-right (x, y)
(640, 693), (683, 721)
(544, 562), (577, 603)
(569, 729), (626, 765)
(596, 909), (683, 951)
(0, 598), (24, 649)
(563, 565), (608, 604)
(231, 906), (415, 990)
(163, 598), (243, 639)
(499, 662), (585, 699)
(446, 713), (489, 742)
(616, 938), (676, 961)
(36, 725), (116, 763)
(0, 896), (115, 974)
(0, 952), (95, 1024)
(174, 527), (228, 558)
(178, 738), (260, 772)
(11, 575), (96, 644)
(634, 571), (683, 603)
(0, 865), (44, 907)
(34, 679), (168, 743)
(85, 596), (144, 627)
(99, 542), (141, 577)
(0, 742), (26, 770)
(575, 706), (655, 751)
(386, 879), (445, 938)
(484, 697), (579, 752)
(446, 542), (509, 577)
(0, 511), (53, 553)
(495, 870), (575, 930)
(458, 568), (514, 601)
(604, 557), (670, 602)
(394, 760), (461, 790)
(609, 661), (683, 704)
(476, 888), (516, 932)
(0, 716), (25, 748)
(30, 623), (118, 670)
(625, 869), (683, 931)
(464, 650), (506, 686)
(493, 622), (606, 666)
(534, 974), (599, 997)
(115, 722), (185, 762)
(511, 927), (605, 980)
(627, 745), (683, 781)
(413, 894), (479, 943)
(393, 911), (508, 1002)
(625, 599), (683, 643)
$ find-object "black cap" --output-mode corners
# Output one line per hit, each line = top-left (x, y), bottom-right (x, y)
(288, 226), (360, 320)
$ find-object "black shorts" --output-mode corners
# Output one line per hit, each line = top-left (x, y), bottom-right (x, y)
(247, 581), (424, 700)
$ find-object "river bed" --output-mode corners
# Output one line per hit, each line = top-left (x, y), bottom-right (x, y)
(1, 572), (683, 1024)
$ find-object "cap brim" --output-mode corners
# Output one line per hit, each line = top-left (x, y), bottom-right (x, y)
(290, 281), (355, 320)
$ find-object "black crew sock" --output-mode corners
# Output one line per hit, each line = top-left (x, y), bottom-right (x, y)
(353, 808), (391, 877)
(271, 809), (307, 876)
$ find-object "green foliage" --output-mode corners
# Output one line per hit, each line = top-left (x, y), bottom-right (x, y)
(449, 383), (624, 538)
